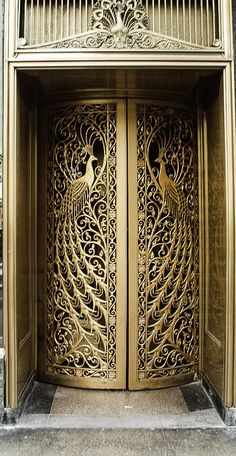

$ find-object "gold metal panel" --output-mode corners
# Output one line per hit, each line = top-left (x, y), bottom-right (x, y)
(203, 78), (226, 399)
(40, 100), (127, 388)
(128, 100), (199, 389)
(16, 79), (37, 401)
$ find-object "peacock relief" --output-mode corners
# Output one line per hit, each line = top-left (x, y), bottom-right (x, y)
(136, 104), (199, 379)
(47, 104), (118, 379)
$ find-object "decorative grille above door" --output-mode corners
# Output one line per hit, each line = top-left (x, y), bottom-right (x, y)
(18, 0), (222, 50)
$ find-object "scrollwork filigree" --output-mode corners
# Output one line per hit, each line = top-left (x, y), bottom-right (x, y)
(47, 103), (118, 380)
(136, 104), (199, 381)
(43, 30), (204, 50)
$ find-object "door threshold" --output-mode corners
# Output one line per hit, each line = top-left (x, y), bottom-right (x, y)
(15, 381), (225, 429)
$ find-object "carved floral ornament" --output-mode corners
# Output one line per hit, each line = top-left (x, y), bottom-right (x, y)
(18, 0), (222, 50)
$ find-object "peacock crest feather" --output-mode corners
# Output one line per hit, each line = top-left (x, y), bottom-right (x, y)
(91, 0), (149, 35)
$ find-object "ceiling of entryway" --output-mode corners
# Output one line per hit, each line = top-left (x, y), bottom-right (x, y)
(19, 68), (218, 105)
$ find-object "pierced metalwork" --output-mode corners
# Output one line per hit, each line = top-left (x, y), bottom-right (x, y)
(47, 103), (118, 380)
(18, 0), (222, 50)
(135, 104), (199, 381)
(46, 100), (199, 388)
(91, 0), (149, 48)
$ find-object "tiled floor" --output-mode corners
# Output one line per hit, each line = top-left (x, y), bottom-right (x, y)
(18, 382), (225, 429)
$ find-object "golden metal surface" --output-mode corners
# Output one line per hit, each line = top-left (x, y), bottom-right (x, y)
(42, 100), (127, 388)
(3, 71), (38, 407)
(41, 98), (200, 389)
(17, 0), (222, 50)
(203, 79), (226, 399)
(4, 64), (236, 407)
(3, 0), (235, 411)
(129, 101), (199, 389)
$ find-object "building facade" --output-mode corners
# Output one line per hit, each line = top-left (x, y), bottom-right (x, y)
(0, 0), (236, 424)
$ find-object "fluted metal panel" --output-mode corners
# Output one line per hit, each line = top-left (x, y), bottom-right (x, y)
(18, 0), (221, 49)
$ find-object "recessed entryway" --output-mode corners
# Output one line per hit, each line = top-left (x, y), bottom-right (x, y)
(8, 67), (228, 410)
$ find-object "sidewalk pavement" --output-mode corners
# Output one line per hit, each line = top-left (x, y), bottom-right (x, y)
(0, 427), (236, 455)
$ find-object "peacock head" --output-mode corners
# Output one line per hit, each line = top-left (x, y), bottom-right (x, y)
(155, 147), (166, 163)
(82, 144), (97, 161)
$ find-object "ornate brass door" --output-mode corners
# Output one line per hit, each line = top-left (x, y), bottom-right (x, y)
(39, 99), (199, 389)
(128, 101), (199, 389)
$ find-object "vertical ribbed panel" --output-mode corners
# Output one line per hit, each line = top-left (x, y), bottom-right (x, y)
(18, 0), (221, 48)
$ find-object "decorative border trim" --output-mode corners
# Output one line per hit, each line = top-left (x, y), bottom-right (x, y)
(18, 30), (221, 51)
